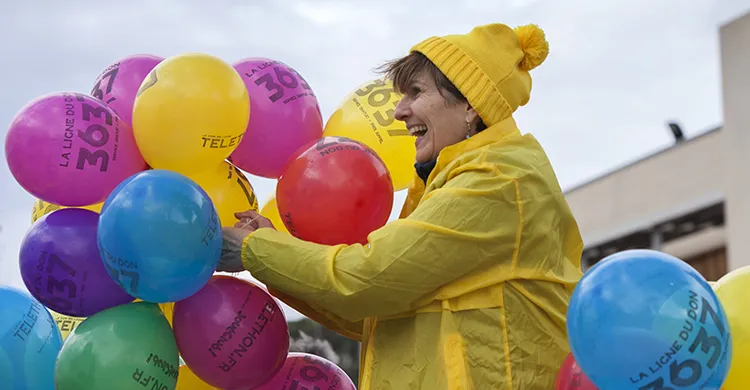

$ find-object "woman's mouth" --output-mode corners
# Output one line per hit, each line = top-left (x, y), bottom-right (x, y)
(408, 125), (428, 137)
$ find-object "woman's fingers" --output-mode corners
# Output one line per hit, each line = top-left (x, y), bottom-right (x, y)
(235, 209), (260, 219)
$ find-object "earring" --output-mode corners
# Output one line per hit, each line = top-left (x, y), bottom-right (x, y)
(466, 121), (472, 139)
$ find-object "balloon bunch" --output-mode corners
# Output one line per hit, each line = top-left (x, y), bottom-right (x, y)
(557, 249), (732, 390)
(2, 51), (402, 389)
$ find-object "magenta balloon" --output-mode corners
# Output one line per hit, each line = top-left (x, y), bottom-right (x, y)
(5, 92), (148, 206)
(173, 275), (289, 389)
(256, 353), (357, 390)
(229, 57), (323, 178)
(18, 208), (135, 317)
(90, 54), (163, 126)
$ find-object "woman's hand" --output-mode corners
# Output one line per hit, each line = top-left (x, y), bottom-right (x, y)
(216, 210), (276, 273)
(233, 210), (276, 231)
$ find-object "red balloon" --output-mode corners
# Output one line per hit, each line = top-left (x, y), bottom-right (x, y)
(277, 136), (394, 245)
(255, 353), (356, 390)
(555, 353), (597, 390)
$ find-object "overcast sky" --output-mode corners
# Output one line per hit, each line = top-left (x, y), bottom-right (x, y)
(1, 1), (748, 321)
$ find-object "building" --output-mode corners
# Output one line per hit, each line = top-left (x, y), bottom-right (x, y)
(564, 11), (750, 282)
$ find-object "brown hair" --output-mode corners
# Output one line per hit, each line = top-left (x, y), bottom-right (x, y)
(377, 52), (487, 132)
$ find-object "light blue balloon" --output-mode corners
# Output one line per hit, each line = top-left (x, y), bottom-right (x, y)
(0, 286), (63, 390)
(97, 169), (222, 303)
(567, 249), (731, 390)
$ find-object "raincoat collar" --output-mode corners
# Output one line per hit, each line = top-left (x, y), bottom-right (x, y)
(401, 116), (521, 217)
(428, 116), (521, 184)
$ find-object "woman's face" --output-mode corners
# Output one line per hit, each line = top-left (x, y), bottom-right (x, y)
(394, 71), (476, 163)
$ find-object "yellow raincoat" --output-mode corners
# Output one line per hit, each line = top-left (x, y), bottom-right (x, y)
(241, 116), (584, 389)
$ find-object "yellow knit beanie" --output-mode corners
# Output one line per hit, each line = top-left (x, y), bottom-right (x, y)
(411, 23), (549, 127)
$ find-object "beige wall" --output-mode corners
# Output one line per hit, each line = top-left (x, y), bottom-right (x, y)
(565, 129), (725, 247)
(722, 11), (750, 271)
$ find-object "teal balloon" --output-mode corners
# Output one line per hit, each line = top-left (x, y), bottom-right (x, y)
(55, 301), (179, 390)
(0, 285), (63, 390)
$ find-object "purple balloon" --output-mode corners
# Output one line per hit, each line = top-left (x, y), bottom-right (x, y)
(255, 353), (356, 390)
(91, 54), (163, 126)
(5, 92), (148, 206)
(19, 208), (134, 317)
(229, 57), (323, 179)
(173, 276), (289, 389)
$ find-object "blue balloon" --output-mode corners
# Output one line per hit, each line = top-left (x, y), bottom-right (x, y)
(567, 249), (731, 389)
(97, 169), (222, 303)
(0, 286), (63, 390)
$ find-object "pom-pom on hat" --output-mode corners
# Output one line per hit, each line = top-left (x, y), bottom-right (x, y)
(411, 23), (549, 127)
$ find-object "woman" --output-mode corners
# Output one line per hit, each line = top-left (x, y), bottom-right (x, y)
(219, 22), (584, 389)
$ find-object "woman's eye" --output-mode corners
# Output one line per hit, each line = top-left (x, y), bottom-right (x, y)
(409, 87), (421, 96)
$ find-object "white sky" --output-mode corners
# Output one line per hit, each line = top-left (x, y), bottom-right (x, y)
(1, 1), (748, 321)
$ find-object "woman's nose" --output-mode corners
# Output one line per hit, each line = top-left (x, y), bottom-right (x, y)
(394, 98), (410, 121)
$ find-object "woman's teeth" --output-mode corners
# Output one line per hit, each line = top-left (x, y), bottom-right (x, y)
(408, 125), (428, 137)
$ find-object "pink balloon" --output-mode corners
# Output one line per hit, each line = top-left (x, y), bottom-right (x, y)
(229, 57), (323, 179)
(91, 54), (163, 126)
(173, 275), (289, 389)
(256, 353), (356, 390)
(5, 92), (148, 206)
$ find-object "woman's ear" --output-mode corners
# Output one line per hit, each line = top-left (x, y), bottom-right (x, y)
(465, 106), (479, 126)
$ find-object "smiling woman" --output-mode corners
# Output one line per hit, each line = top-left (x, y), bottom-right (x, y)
(384, 50), (488, 154)
(379, 51), (490, 182)
(217, 22), (585, 389)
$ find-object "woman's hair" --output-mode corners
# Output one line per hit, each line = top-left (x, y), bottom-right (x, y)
(378, 52), (487, 132)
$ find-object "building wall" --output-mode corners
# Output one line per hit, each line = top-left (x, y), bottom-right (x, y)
(722, 11), (750, 271)
(565, 129), (725, 248)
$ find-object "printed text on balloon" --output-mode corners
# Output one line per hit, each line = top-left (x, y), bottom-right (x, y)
(101, 247), (140, 294)
(36, 253), (78, 312)
(69, 93), (114, 172)
(91, 64), (120, 104)
(212, 295), (279, 372)
(13, 300), (45, 342)
(354, 79), (401, 129)
(131, 351), (179, 390)
(201, 134), (244, 149)
(252, 66), (313, 104)
(633, 290), (727, 389)
(315, 137), (383, 162)
(289, 355), (344, 390)
(56, 317), (83, 333)
(232, 166), (257, 209)
(201, 210), (219, 247)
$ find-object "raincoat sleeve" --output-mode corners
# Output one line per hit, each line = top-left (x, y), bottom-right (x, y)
(265, 287), (364, 341)
(241, 162), (521, 323)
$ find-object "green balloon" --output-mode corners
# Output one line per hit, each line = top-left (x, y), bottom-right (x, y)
(55, 302), (179, 390)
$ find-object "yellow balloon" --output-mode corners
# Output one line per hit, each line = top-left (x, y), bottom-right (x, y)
(186, 161), (259, 227)
(132, 53), (250, 175)
(323, 78), (415, 191)
(177, 365), (217, 389)
(714, 267), (750, 389)
(50, 310), (86, 341)
(31, 198), (103, 223)
(159, 302), (174, 328)
(260, 196), (289, 234)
